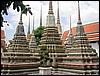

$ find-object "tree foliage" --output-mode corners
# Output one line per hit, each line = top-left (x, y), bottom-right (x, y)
(92, 49), (96, 53)
(33, 26), (45, 45)
(39, 45), (50, 67)
(1, 1), (32, 27)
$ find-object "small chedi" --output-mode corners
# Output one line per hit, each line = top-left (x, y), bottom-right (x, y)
(57, 1), (99, 75)
(29, 16), (39, 53)
(65, 15), (74, 53)
(1, 12), (40, 75)
(39, 1), (65, 67)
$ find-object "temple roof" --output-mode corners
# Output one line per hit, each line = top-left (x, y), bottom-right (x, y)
(62, 22), (99, 43)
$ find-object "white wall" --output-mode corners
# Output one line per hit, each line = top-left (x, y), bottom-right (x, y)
(89, 42), (99, 57)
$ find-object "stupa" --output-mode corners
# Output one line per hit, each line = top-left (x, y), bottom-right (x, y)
(1, 12), (40, 75)
(29, 16), (39, 53)
(39, 1), (65, 67)
(65, 15), (74, 53)
(57, 1), (99, 75)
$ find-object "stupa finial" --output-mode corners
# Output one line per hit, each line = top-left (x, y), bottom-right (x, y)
(57, 1), (60, 24)
(28, 16), (30, 34)
(48, 1), (53, 14)
(70, 15), (72, 34)
(77, 1), (82, 24)
(19, 12), (23, 24)
(32, 15), (35, 34)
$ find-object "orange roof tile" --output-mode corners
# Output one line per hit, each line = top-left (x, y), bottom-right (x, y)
(72, 27), (76, 35)
(62, 22), (99, 43)
(84, 23), (99, 33)
(62, 31), (69, 39)
(62, 31), (69, 43)
(1, 30), (5, 38)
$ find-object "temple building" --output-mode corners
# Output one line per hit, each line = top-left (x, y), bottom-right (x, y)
(1, 12), (40, 75)
(26, 16), (31, 43)
(62, 22), (99, 56)
(57, 1), (99, 75)
(56, 1), (62, 38)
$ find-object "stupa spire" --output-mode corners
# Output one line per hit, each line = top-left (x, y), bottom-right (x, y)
(46, 1), (55, 26)
(57, 1), (60, 24)
(66, 15), (74, 44)
(33, 16), (34, 32)
(29, 15), (38, 52)
(15, 12), (25, 35)
(27, 16), (31, 42)
(28, 16), (30, 34)
(40, 5), (42, 26)
(56, 1), (62, 36)
(48, 1), (53, 14)
(77, 1), (82, 24)
(19, 12), (23, 24)
(70, 15), (72, 34)
(76, 1), (85, 36)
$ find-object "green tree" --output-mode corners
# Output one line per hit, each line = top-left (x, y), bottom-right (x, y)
(1, 1), (32, 27)
(92, 49), (96, 53)
(39, 45), (50, 67)
(33, 26), (45, 45)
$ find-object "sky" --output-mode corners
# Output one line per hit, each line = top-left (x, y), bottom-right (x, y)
(1, 1), (99, 45)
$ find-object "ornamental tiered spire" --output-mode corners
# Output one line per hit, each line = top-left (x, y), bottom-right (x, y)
(8, 11), (29, 53)
(39, 1), (65, 67)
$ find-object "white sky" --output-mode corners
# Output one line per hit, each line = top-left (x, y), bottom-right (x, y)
(1, 1), (99, 44)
